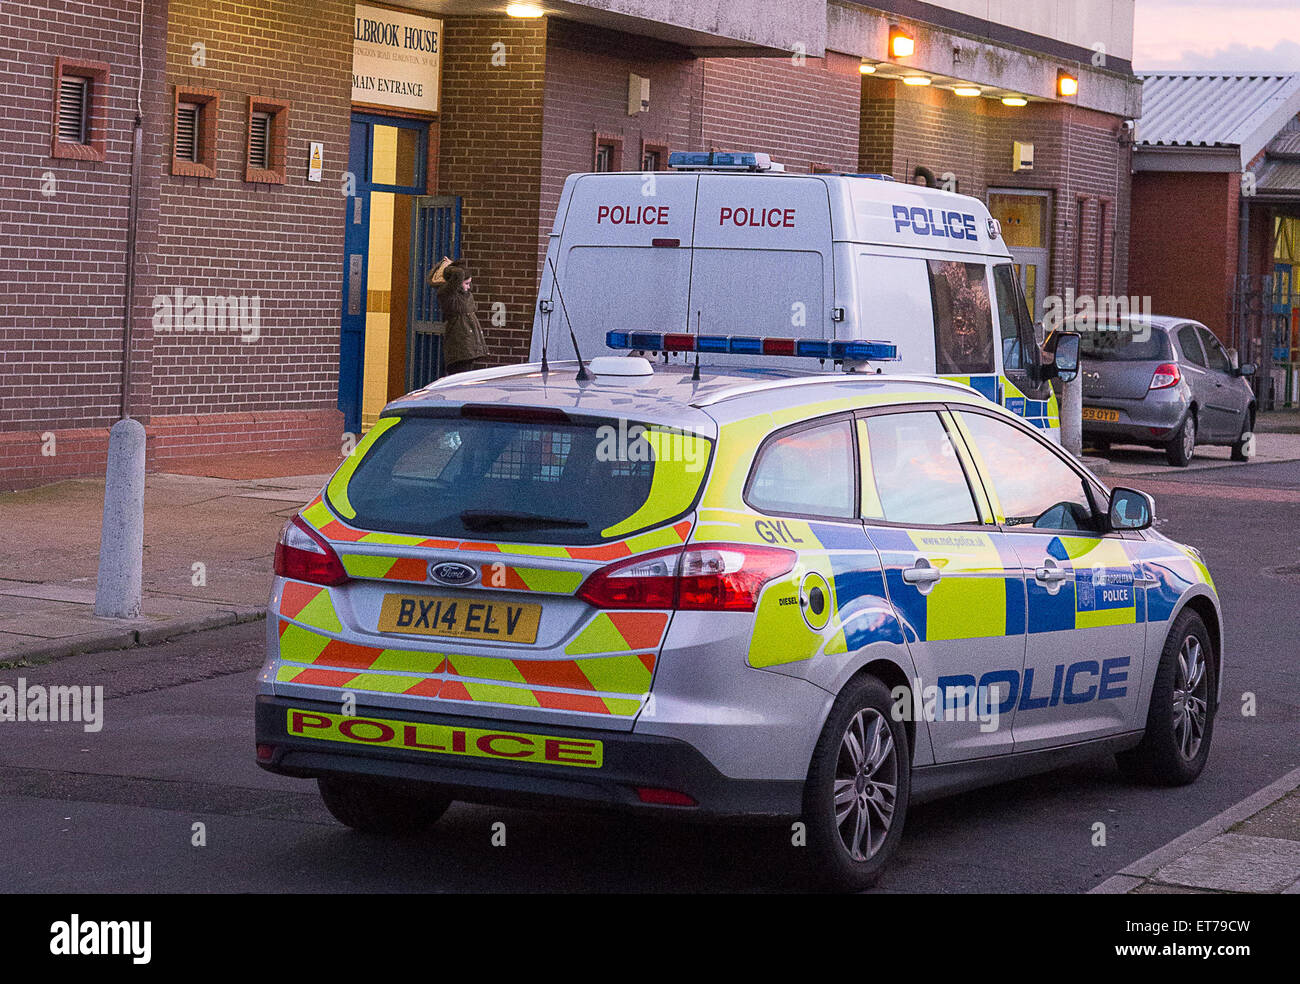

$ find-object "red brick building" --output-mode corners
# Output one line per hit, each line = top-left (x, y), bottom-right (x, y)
(0, 0), (1142, 488)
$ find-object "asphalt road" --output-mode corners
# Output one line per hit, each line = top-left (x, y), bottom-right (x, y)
(1, 456), (1296, 893)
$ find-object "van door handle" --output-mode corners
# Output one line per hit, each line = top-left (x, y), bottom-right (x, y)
(902, 562), (941, 585)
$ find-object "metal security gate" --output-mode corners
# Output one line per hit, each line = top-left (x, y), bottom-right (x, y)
(1232, 270), (1300, 410)
(407, 195), (462, 390)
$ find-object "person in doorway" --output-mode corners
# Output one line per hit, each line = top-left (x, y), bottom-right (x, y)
(430, 256), (489, 375)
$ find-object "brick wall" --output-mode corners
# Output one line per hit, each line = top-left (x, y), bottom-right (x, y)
(439, 16), (548, 365)
(153, 0), (353, 422)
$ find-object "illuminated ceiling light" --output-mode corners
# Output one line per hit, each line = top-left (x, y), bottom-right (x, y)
(1002, 96), (1028, 106)
(889, 26), (915, 58)
(506, 2), (544, 17)
(902, 75), (931, 86)
(953, 86), (982, 97)
(1057, 71), (1079, 97)
(859, 61), (877, 75)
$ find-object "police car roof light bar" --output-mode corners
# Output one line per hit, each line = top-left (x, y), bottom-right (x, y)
(605, 331), (899, 363)
(668, 151), (773, 172)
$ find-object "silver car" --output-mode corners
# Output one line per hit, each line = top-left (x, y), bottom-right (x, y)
(1079, 316), (1257, 466)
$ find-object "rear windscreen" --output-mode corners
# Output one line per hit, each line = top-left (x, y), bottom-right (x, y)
(328, 413), (712, 544)
(1080, 328), (1172, 361)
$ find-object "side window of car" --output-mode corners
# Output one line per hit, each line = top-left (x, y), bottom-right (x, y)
(928, 260), (996, 375)
(956, 411), (1102, 532)
(860, 412), (980, 526)
(1177, 324), (1207, 368)
(1198, 327), (1233, 373)
(747, 417), (855, 520)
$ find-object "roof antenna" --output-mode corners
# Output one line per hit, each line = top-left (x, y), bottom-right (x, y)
(539, 287), (551, 375)
(547, 256), (588, 381)
(691, 310), (701, 382)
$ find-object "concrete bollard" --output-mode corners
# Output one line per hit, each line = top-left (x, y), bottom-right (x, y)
(1060, 374), (1083, 458)
(94, 417), (146, 619)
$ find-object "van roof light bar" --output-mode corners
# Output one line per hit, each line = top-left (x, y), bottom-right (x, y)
(668, 151), (773, 172)
(605, 331), (899, 363)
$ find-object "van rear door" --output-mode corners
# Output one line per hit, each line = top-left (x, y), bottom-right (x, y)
(534, 173), (699, 362)
(688, 175), (835, 364)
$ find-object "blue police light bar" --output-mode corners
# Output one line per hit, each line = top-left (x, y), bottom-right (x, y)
(667, 151), (772, 171)
(605, 331), (899, 362)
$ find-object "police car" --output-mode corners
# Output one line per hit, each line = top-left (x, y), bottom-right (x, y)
(255, 344), (1221, 891)
(531, 150), (1065, 437)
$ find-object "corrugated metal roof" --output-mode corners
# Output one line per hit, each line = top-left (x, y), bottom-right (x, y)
(1269, 129), (1300, 157)
(1136, 72), (1300, 148)
(1256, 160), (1300, 194)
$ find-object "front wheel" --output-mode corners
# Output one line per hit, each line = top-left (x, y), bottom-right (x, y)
(318, 776), (452, 834)
(1165, 412), (1196, 467)
(802, 675), (910, 891)
(1116, 609), (1216, 785)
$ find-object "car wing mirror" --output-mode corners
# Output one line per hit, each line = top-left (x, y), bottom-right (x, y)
(1043, 331), (1081, 383)
(1108, 487), (1155, 532)
(1237, 362), (1257, 377)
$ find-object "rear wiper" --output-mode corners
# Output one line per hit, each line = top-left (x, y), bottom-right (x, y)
(459, 509), (589, 532)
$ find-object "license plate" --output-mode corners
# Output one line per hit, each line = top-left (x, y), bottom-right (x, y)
(1082, 408), (1120, 423)
(287, 709), (602, 768)
(377, 594), (542, 643)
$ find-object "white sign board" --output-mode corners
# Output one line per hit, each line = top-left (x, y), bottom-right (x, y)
(352, 3), (442, 113)
(308, 142), (323, 182)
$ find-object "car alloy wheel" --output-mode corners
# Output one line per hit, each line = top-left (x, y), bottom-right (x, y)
(1181, 415), (1196, 461)
(834, 708), (898, 861)
(1172, 635), (1208, 761)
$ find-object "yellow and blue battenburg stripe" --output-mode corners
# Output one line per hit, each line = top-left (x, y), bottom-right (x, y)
(942, 374), (1059, 431)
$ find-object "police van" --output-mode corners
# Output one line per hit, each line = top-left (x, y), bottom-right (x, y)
(529, 151), (1070, 437)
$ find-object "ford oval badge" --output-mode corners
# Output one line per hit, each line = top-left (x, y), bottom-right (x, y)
(430, 561), (477, 586)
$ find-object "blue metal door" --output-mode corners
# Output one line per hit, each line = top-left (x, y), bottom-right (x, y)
(407, 196), (462, 389)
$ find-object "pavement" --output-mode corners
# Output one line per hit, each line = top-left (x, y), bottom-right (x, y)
(0, 448), (343, 663)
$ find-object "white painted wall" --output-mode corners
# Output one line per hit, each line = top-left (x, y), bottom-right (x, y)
(929, 0), (1134, 61)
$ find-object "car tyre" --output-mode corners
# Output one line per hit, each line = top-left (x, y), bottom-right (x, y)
(1165, 412), (1196, 467)
(318, 776), (452, 834)
(803, 675), (909, 892)
(1116, 609), (1216, 786)
(1230, 412), (1254, 462)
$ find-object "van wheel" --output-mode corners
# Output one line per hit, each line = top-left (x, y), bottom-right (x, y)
(318, 776), (452, 834)
(802, 675), (909, 892)
(1230, 413), (1254, 462)
(1165, 412), (1196, 467)
(1116, 609), (1216, 786)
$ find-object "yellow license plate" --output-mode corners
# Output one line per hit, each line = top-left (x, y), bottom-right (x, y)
(1082, 408), (1120, 423)
(377, 594), (542, 643)
(287, 709), (602, 768)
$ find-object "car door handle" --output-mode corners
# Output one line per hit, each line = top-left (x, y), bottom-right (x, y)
(1034, 566), (1070, 583)
(1134, 576), (1158, 587)
(902, 563), (941, 585)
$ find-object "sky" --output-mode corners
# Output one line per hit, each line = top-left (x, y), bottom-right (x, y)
(1133, 0), (1300, 71)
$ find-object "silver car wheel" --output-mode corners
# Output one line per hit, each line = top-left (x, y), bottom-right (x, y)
(833, 708), (898, 861)
(1181, 416), (1196, 460)
(1172, 636), (1208, 761)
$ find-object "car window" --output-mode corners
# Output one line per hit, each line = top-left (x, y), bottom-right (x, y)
(1079, 325), (1172, 361)
(1177, 325), (1206, 367)
(860, 412), (980, 526)
(956, 411), (1101, 532)
(748, 418), (855, 519)
(1198, 328), (1233, 373)
(928, 260), (995, 375)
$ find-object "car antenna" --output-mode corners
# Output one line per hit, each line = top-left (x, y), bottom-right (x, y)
(539, 289), (551, 375)
(691, 310), (701, 382)
(547, 256), (588, 381)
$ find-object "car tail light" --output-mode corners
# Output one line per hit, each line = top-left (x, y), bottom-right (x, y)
(1149, 362), (1181, 390)
(576, 542), (796, 612)
(274, 514), (349, 586)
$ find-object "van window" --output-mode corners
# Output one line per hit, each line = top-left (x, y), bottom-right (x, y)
(928, 260), (995, 374)
(993, 264), (1032, 372)
(747, 418), (855, 519)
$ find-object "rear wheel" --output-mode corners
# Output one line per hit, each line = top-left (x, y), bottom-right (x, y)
(1116, 609), (1216, 785)
(803, 675), (909, 892)
(1165, 412), (1196, 467)
(318, 776), (452, 834)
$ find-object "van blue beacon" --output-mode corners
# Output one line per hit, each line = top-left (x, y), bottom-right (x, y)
(530, 150), (1061, 437)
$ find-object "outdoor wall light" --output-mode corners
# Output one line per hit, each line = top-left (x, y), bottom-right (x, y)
(902, 75), (931, 86)
(889, 27), (915, 58)
(1002, 96), (1029, 107)
(953, 86), (982, 97)
(506, 3), (544, 17)
(859, 61), (877, 75)
(1057, 71), (1079, 97)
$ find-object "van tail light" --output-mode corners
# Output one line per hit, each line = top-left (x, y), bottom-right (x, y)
(274, 514), (349, 586)
(1150, 363), (1181, 390)
(576, 543), (796, 612)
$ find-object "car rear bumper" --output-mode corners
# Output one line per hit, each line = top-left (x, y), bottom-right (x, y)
(1082, 391), (1187, 442)
(254, 695), (803, 819)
